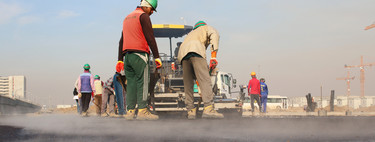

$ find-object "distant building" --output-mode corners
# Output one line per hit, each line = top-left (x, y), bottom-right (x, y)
(289, 95), (375, 109)
(56, 105), (72, 109)
(0, 76), (26, 99)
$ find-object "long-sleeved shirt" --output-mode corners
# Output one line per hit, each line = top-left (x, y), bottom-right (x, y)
(103, 76), (115, 93)
(177, 25), (219, 64)
(248, 78), (260, 95)
(118, 7), (159, 62)
(77, 71), (96, 94)
(260, 82), (268, 96)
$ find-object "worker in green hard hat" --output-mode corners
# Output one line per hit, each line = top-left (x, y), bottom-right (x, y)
(76, 63), (95, 117)
(177, 21), (223, 119)
(117, 0), (161, 120)
(93, 75), (103, 116)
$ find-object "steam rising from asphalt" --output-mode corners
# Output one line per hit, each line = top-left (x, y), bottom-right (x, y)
(1, 113), (375, 142)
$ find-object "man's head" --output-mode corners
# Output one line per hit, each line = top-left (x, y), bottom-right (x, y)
(94, 75), (100, 80)
(251, 72), (256, 78)
(83, 64), (90, 71)
(260, 78), (265, 83)
(140, 0), (157, 15)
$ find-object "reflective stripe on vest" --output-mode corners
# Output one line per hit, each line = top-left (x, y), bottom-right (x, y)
(123, 8), (149, 54)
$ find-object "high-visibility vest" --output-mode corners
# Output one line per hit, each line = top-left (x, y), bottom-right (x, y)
(94, 80), (103, 95)
(122, 8), (149, 54)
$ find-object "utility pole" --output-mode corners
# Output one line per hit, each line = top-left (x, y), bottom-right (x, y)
(345, 56), (375, 97)
(320, 85), (323, 109)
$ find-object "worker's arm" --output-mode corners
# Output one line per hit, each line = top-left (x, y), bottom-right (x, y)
(108, 77), (115, 93)
(90, 75), (96, 94)
(258, 82), (261, 96)
(248, 81), (251, 94)
(207, 26), (219, 70)
(116, 32), (125, 71)
(74, 78), (79, 90)
(77, 76), (81, 93)
(140, 13), (159, 58)
(207, 25), (219, 53)
(118, 32), (124, 62)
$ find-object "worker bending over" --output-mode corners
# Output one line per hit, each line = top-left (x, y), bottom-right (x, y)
(177, 21), (224, 119)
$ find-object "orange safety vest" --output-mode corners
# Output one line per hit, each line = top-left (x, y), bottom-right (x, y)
(122, 8), (149, 54)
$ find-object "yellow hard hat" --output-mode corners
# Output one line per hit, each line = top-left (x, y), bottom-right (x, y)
(251, 72), (256, 76)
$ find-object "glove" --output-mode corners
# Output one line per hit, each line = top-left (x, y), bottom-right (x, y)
(78, 93), (82, 98)
(209, 58), (218, 70)
(209, 51), (218, 70)
(116, 61), (124, 73)
(155, 58), (162, 69)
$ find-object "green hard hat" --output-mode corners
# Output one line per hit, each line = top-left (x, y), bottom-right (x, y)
(193, 21), (207, 30)
(94, 75), (100, 79)
(83, 64), (90, 70)
(146, 0), (158, 11)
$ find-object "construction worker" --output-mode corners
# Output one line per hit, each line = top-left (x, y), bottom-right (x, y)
(76, 64), (95, 117)
(248, 72), (261, 113)
(93, 75), (103, 116)
(74, 78), (81, 114)
(73, 87), (80, 114)
(101, 76), (116, 117)
(177, 21), (224, 119)
(113, 66), (126, 117)
(260, 78), (268, 113)
(116, 0), (161, 120)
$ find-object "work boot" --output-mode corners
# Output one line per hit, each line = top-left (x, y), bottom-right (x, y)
(81, 112), (89, 117)
(124, 109), (136, 120)
(136, 108), (159, 120)
(101, 113), (108, 117)
(202, 105), (224, 119)
(187, 108), (196, 120)
(108, 112), (117, 117)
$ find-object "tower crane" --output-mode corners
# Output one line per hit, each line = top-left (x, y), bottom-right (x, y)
(344, 56), (375, 97)
(337, 71), (355, 111)
(364, 22), (375, 30)
(336, 71), (355, 97)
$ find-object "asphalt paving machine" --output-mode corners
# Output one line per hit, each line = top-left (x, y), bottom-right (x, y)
(148, 24), (244, 113)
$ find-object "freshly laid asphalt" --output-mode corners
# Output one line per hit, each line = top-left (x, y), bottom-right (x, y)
(1, 112), (375, 142)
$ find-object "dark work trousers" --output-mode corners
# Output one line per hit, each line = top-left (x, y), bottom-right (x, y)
(81, 93), (92, 113)
(250, 94), (261, 112)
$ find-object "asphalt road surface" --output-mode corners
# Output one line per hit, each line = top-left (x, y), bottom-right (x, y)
(1, 112), (375, 142)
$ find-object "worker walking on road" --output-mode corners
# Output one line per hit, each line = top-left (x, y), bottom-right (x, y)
(248, 72), (261, 113)
(93, 75), (103, 116)
(73, 87), (80, 114)
(76, 64), (96, 117)
(101, 76), (116, 117)
(177, 21), (224, 119)
(260, 78), (268, 113)
(117, 0), (161, 120)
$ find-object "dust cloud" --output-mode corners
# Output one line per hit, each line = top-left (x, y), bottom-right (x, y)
(0, 113), (375, 142)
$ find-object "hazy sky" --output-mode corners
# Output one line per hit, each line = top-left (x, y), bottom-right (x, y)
(1, 0), (375, 106)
